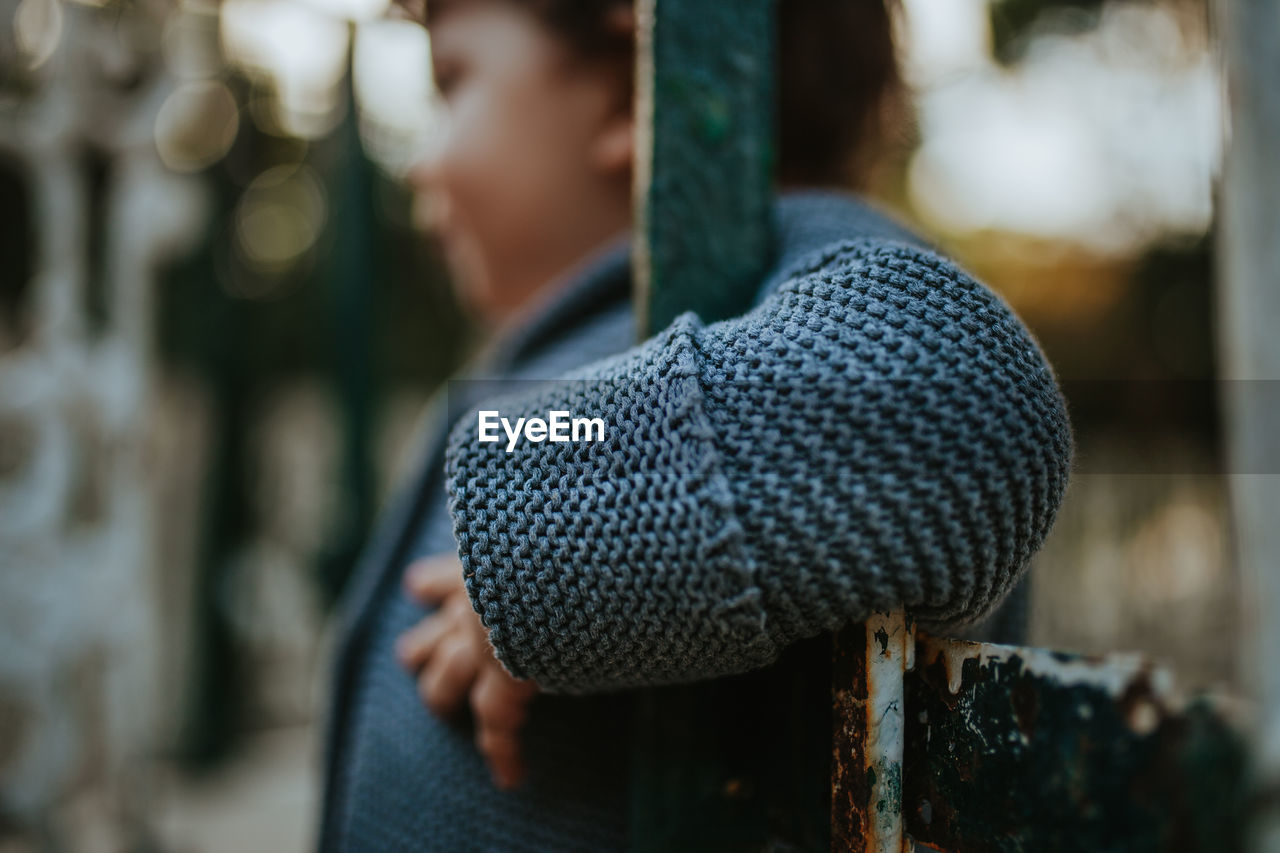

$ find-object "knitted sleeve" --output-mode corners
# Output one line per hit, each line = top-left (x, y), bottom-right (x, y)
(443, 238), (1073, 694)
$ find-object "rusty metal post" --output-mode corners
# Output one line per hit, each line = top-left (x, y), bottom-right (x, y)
(902, 635), (1245, 851)
(1215, 2), (1280, 850)
(832, 610), (913, 852)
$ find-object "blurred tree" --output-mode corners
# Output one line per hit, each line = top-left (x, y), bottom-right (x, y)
(156, 56), (470, 761)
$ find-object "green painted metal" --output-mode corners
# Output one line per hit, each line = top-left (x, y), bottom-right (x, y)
(633, 0), (776, 338)
(317, 27), (379, 603)
(628, 636), (832, 851)
(628, 0), (785, 846)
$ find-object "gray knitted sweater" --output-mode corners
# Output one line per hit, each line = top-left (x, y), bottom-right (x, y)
(320, 189), (1072, 850)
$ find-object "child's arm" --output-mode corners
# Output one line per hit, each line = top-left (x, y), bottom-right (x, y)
(443, 237), (1074, 695)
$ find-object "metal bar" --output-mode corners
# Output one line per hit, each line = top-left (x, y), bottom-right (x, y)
(902, 634), (1246, 852)
(317, 29), (378, 603)
(832, 611), (913, 853)
(633, 0), (776, 337)
(628, 2), (791, 848)
(1214, 2), (1280, 849)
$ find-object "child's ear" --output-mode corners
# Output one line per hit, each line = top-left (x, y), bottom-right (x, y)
(589, 3), (636, 176)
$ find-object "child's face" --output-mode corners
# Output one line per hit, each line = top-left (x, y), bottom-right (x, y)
(410, 0), (634, 326)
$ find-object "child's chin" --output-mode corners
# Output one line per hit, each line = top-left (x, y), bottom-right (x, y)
(452, 277), (507, 326)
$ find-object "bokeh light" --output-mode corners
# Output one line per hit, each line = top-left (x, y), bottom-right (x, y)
(154, 80), (241, 173)
(900, 0), (1218, 251)
(232, 163), (328, 281)
(13, 0), (63, 70)
(353, 18), (438, 177)
(220, 0), (350, 140)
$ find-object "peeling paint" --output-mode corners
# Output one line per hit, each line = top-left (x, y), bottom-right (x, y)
(834, 619), (1245, 851)
(904, 633), (1246, 851)
(923, 635), (1164, 701)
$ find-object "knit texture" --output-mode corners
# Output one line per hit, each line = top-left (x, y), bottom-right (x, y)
(445, 238), (1072, 694)
(321, 189), (1073, 851)
(329, 487), (635, 851)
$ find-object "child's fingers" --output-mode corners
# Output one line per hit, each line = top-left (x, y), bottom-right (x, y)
(470, 667), (533, 732)
(417, 634), (480, 718)
(403, 554), (464, 604)
(471, 666), (537, 790)
(395, 613), (450, 670)
(476, 723), (525, 791)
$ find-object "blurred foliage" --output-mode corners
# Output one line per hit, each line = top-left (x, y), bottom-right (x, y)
(152, 65), (471, 760)
(156, 77), (470, 393)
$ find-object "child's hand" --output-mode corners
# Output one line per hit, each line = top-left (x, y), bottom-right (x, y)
(396, 553), (540, 790)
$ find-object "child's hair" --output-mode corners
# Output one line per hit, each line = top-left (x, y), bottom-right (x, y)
(422, 0), (907, 189)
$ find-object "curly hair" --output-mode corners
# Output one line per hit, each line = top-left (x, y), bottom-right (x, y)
(418, 0), (907, 189)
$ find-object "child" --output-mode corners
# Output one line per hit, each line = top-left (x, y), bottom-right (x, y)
(318, 1), (1073, 850)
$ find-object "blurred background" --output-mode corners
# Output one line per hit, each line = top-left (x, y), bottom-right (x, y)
(0, 0), (1235, 849)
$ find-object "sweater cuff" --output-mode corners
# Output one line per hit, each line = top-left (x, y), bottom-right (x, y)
(442, 314), (779, 694)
